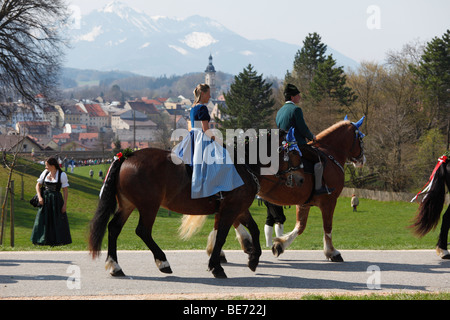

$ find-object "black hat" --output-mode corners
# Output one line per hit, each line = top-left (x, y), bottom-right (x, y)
(284, 84), (300, 97)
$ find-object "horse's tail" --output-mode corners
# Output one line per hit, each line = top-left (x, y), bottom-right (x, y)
(178, 215), (208, 240)
(410, 163), (447, 237)
(89, 158), (124, 258)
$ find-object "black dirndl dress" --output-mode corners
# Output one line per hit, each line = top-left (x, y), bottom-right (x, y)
(31, 172), (72, 246)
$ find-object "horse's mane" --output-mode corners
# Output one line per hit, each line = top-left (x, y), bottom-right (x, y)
(316, 120), (351, 140)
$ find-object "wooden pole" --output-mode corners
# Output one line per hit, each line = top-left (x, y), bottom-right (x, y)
(0, 187), (3, 245)
(10, 180), (14, 247)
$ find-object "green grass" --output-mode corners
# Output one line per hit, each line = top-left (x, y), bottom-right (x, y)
(300, 292), (450, 300)
(0, 159), (440, 251)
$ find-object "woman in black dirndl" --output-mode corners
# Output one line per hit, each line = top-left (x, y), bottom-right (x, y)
(31, 157), (72, 246)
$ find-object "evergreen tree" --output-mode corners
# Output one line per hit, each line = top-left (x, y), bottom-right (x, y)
(410, 29), (450, 130)
(218, 64), (275, 131)
(292, 32), (327, 83)
(308, 55), (357, 107)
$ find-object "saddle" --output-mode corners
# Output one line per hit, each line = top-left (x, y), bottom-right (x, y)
(298, 145), (328, 174)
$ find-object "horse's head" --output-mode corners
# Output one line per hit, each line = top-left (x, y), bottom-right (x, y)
(344, 115), (366, 168)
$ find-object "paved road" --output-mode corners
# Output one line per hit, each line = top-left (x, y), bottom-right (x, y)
(1, 250), (449, 299)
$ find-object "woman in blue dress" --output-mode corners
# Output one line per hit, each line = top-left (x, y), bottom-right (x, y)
(174, 84), (244, 199)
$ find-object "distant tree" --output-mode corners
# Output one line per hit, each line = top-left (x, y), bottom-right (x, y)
(415, 128), (446, 180)
(0, 0), (69, 109)
(113, 139), (122, 155)
(218, 64), (275, 131)
(308, 55), (357, 108)
(106, 84), (124, 102)
(369, 45), (421, 191)
(347, 62), (385, 136)
(292, 32), (327, 84)
(410, 29), (450, 131)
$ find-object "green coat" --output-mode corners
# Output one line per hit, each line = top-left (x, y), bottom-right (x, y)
(276, 102), (314, 145)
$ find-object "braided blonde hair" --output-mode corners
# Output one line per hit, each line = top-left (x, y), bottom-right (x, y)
(193, 83), (210, 105)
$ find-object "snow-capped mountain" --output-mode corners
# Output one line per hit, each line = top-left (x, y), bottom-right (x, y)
(66, 1), (358, 78)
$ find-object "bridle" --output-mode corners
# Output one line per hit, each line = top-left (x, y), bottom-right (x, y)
(349, 124), (365, 164)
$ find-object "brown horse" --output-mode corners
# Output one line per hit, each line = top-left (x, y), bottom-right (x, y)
(207, 117), (366, 262)
(88, 130), (304, 278)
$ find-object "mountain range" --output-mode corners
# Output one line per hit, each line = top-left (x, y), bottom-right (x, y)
(65, 1), (358, 79)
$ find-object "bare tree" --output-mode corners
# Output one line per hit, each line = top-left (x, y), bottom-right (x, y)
(0, 0), (69, 245)
(369, 45), (421, 191)
(0, 0), (69, 110)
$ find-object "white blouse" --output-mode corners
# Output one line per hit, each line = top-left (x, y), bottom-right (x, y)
(37, 170), (70, 188)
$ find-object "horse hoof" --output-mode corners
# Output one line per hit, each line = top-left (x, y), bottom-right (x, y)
(330, 254), (344, 262)
(272, 243), (284, 257)
(436, 247), (450, 259)
(212, 268), (227, 279)
(248, 259), (259, 272)
(111, 269), (126, 277)
(160, 266), (173, 274)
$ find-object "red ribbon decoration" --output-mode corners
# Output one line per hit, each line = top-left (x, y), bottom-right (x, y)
(411, 155), (448, 202)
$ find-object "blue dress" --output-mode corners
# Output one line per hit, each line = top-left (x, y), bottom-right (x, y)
(173, 104), (244, 199)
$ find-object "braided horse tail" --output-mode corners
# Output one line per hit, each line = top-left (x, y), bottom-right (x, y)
(89, 157), (125, 258)
(410, 157), (449, 237)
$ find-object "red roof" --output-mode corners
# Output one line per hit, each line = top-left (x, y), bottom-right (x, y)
(53, 133), (71, 139)
(84, 104), (107, 117)
(142, 98), (163, 106)
(79, 133), (98, 140)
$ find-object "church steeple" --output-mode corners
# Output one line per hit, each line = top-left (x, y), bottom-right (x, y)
(205, 54), (216, 99)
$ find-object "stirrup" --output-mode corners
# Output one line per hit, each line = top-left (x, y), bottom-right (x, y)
(314, 186), (334, 195)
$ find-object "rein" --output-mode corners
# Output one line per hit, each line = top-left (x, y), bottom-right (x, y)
(312, 124), (365, 174)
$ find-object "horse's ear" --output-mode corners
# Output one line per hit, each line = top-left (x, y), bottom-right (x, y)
(344, 115), (349, 121)
(354, 116), (365, 128)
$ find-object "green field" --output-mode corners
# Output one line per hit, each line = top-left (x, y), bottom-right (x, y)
(0, 159), (441, 252)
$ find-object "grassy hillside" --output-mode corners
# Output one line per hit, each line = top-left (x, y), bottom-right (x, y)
(0, 158), (440, 252)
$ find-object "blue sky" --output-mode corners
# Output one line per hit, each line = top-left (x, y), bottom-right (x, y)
(68, 0), (450, 63)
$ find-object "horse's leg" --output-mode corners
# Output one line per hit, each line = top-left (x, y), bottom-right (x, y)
(207, 216), (253, 263)
(208, 211), (235, 278)
(436, 205), (450, 259)
(272, 205), (310, 257)
(237, 210), (261, 272)
(207, 215), (230, 263)
(234, 222), (253, 255)
(135, 205), (172, 274)
(320, 198), (343, 262)
(105, 199), (134, 277)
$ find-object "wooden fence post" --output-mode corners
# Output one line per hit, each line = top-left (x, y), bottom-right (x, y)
(10, 180), (14, 247)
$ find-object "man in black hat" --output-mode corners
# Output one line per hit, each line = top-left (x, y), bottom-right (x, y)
(276, 84), (333, 195)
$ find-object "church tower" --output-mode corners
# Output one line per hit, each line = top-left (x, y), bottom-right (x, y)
(205, 54), (216, 100)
